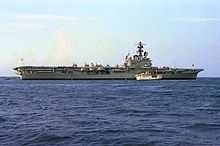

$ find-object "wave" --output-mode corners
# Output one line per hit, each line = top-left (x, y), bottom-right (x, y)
(23, 133), (72, 146)
(185, 123), (220, 131)
(0, 116), (7, 123)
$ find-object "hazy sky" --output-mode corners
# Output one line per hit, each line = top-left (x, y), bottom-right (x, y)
(0, 0), (219, 77)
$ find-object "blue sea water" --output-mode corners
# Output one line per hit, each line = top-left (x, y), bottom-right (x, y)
(0, 77), (220, 146)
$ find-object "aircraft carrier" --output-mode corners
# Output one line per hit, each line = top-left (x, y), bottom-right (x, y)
(14, 42), (203, 80)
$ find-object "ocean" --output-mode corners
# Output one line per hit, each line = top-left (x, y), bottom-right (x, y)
(0, 77), (220, 146)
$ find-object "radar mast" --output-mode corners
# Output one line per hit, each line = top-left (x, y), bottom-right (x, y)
(137, 41), (144, 57)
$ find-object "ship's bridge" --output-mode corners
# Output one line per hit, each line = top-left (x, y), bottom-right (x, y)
(124, 41), (152, 68)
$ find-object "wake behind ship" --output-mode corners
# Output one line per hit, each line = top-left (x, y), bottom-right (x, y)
(14, 42), (203, 80)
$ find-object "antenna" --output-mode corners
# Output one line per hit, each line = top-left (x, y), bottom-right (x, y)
(136, 41), (145, 57)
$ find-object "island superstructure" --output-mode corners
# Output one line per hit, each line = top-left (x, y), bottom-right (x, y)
(14, 41), (203, 80)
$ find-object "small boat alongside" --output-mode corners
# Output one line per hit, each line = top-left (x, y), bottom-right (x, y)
(136, 71), (163, 80)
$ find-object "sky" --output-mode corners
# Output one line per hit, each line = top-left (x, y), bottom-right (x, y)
(0, 0), (219, 77)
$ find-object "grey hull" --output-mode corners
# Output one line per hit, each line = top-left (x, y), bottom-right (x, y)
(19, 70), (200, 80)
(20, 72), (135, 80)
